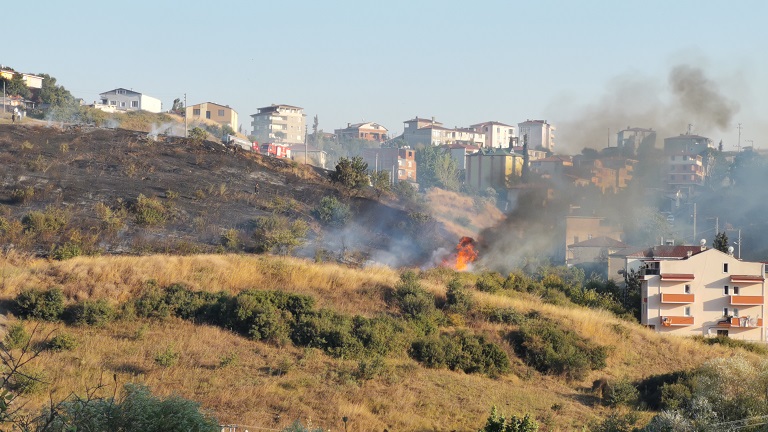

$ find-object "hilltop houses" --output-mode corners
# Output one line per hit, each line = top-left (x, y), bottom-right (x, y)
(186, 102), (238, 131)
(335, 122), (389, 142)
(250, 104), (306, 145)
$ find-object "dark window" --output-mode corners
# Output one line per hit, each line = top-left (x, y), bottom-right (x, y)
(723, 263), (729, 273)
(205, 111), (211, 119)
(717, 330), (729, 337)
(724, 286), (730, 295)
(684, 284), (691, 294)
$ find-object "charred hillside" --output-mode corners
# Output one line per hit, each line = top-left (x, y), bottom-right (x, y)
(0, 124), (449, 263)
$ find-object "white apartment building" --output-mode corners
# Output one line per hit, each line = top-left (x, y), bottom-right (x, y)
(402, 116), (484, 147)
(518, 119), (555, 151)
(470, 121), (516, 148)
(250, 104), (306, 145)
(98, 88), (162, 113)
(640, 246), (766, 341)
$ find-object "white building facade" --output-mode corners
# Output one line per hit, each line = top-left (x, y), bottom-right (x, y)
(518, 119), (555, 151)
(98, 88), (162, 113)
(250, 104), (306, 145)
(471, 121), (516, 148)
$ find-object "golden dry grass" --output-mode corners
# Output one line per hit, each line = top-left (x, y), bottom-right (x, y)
(424, 188), (505, 239)
(0, 253), (753, 431)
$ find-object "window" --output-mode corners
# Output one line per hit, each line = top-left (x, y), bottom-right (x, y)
(723, 263), (729, 273)
(733, 286), (740, 295)
(109, 100), (116, 106)
(205, 111), (211, 119)
(193, 109), (201, 116)
(684, 306), (691, 317)
(733, 308), (740, 317)
(724, 307), (730, 317)
(724, 285), (730, 295)
(131, 101), (138, 108)
(717, 329), (729, 337)
(218, 110), (225, 116)
(684, 284), (691, 294)
(120, 102), (126, 107)
(116, 89), (126, 95)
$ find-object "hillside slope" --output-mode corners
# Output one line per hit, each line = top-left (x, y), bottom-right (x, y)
(0, 253), (747, 431)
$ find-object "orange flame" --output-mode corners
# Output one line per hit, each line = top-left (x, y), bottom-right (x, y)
(455, 236), (478, 271)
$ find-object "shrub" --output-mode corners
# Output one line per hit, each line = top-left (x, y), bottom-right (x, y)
(51, 241), (84, 260)
(355, 355), (386, 381)
(133, 194), (168, 226)
(482, 307), (523, 325)
(69, 299), (115, 327)
(479, 406), (539, 432)
(445, 278), (473, 314)
(691, 335), (768, 355)
(220, 228), (239, 250)
(330, 156), (368, 189)
(22, 206), (70, 234)
(476, 272), (505, 293)
(510, 317), (608, 380)
(155, 346), (180, 368)
(291, 309), (362, 358)
(219, 352), (238, 368)
(352, 315), (407, 356)
(15, 288), (65, 321)
(3, 323), (30, 350)
(252, 215), (309, 255)
(10, 186), (35, 204)
(410, 331), (510, 376)
(48, 333), (78, 352)
(10, 368), (47, 395)
(313, 196), (351, 227)
(393, 271), (436, 320)
(603, 378), (639, 407)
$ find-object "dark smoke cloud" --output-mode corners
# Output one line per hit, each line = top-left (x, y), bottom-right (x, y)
(669, 65), (739, 131)
(555, 65), (740, 154)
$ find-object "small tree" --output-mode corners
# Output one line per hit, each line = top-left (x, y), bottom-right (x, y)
(313, 196), (350, 227)
(370, 170), (391, 198)
(479, 406), (539, 432)
(713, 231), (729, 253)
(188, 127), (207, 143)
(330, 157), (369, 189)
(253, 215), (309, 255)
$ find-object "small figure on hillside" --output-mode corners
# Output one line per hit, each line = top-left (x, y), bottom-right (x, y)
(11, 113), (16, 123)
(254, 183), (260, 193)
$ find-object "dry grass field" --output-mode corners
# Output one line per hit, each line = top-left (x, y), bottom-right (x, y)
(0, 252), (748, 431)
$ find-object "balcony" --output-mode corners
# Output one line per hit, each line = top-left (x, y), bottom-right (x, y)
(731, 275), (765, 284)
(661, 293), (695, 304)
(718, 317), (763, 328)
(661, 316), (694, 327)
(730, 295), (764, 306)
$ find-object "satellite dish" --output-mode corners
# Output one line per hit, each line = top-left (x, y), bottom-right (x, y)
(728, 246), (735, 254)
(700, 239), (706, 247)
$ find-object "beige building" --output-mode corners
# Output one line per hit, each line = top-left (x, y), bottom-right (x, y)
(640, 246), (766, 341)
(465, 148), (524, 191)
(250, 104), (306, 145)
(518, 119), (555, 151)
(402, 116), (485, 147)
(470, 121), (516, 148)
(335, 122), (389, 142)
(186, 102), (238, 131)
(563, 216), (623, 264)
(0, 70), (44, 89)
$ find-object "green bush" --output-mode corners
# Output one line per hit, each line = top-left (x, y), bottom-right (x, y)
(510, 317), (608, 380)
(482, 307), (523, 325)
(15, 287), (65, 321)
(252, 215), (309, 255)
(410, 331), (510, 376)
(691, 335), (768, 355)
(445, 278), (473, 314)
(51, 241), (84, 260)
(10, 186), (35, 204)
(69, 299), (115, 327)
(21, 206), (70, 234)
(313, 196), (351, 227)
(291, 309), (362, 358)
(133, 194), (169, 226)
(155, 346), (180, 368)
(48, 333), (78, 352)
(394, 271), (436, 320)
(603, 378), (639, 407)
(479, 406), (539, 432)
(3, 323), (30, 350)
(476, 272), (505, 293)
(355, 355), (386, 381)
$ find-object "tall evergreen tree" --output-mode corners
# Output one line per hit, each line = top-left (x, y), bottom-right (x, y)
(713, 231), (729, 253)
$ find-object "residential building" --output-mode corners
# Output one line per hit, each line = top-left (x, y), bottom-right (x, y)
(0, 70), (44, 89)
(250, 104), (306, 145)
(470, 121), (516, 148)
(360, 148), (417, 183)
(530, 155), (573, 180)
(518, 119), (555, 151)
(402, 116), (484, 147)
(465, 148), (524, 191)
(563, 216), (623, 264)
(664, 134), (714, 155)
(445, 144), (481, 171)
(616, 127), (656, 151)
(567, 236), (628, 267)
(513, 146), (547, 161)
(97, 88), (162, 113)
(640, 246), (766, 341)
(288, 145), (328, 169)
(335, 122), (389, 142)
(667, 153), (705, 191)
(186, 102), (238, 131)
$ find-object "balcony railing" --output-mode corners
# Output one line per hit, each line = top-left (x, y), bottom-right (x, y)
(718, 317), (763, 328)
(730, 295), (764, 306)
(661, 293), (695, 304)
(661, 316), (694, 326)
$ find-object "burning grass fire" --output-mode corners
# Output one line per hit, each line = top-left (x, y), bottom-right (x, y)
(443, 236), (478, 271)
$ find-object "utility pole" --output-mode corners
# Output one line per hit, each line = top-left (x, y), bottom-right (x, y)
(2, 80), (5, 114)
(715, 216), (719, 235)
(184, 93), (188, 138)
(738, 228), (741, 259)
(737, 123), (743, 152)
(692, 202), (697, 244)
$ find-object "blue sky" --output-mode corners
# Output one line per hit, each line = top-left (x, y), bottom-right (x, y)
(5, 0), (766, 152)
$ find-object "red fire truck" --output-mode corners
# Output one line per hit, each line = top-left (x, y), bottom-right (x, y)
(259, 143), (289, 158)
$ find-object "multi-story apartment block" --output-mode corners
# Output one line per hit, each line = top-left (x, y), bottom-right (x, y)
(667, 153), (705, 191)
(518, 119), (555, 151)
(335, 122), (389, 142)
(250, 104), (306, 145)
(402, 117), (484, 147)
(0, 69), (44, 89)
(664, 133), (714, 155)
(98, 88), (162, 113)
(186, 102), (238, 131)
(470, 121), (516, 148)
(640, 245), (766, 341)
(617, 127), (656, 151)
(465, 148), (524, 191)
(445, 144), (481, 172)
(360, 148), (417, 183)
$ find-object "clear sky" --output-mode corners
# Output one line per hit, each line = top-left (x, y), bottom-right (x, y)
(4, 0), (766, 152)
